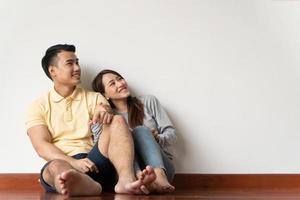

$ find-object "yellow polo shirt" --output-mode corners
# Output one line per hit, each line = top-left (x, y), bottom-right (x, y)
(25, 86), (108, 156)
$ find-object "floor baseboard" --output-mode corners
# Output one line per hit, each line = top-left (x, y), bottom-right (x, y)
(1, 173), (300, 190)
(173, 174), (300, 189)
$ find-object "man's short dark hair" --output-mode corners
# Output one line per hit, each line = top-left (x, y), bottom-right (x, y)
(41, 44), (76, 80)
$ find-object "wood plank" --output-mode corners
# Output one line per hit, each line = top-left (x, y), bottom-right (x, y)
(1, 173), (300, 191)
(0, 173), (41, 191)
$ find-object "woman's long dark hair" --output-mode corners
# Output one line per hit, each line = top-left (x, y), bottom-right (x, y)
(92, 69), (144, 128)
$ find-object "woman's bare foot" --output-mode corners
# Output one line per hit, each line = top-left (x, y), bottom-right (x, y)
(151, 168), (175, 194)
(136, 165), (157, 194)
(137, 166), (156, 186)
(55, 169), (102, 197)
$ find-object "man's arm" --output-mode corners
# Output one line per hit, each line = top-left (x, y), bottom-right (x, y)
(28, 125), (98, 173)
(28, 125), (71, 161)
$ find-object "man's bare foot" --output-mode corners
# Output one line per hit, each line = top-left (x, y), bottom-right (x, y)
(55, 169), (102, 197)
(114, 177), (144, 194)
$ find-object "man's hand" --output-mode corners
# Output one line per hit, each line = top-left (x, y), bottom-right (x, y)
(92, 103), (113, 125)
(151, 128), (159, 142)
(70, 158), (99, 174)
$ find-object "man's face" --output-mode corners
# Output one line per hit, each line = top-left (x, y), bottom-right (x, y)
(49, 51), (81, 86)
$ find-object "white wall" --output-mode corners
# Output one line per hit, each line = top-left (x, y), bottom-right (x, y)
(1, 0), (300, 173)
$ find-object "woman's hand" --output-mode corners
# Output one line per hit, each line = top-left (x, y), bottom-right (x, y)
(151, 128), (159, 142)
(70, 158), (99, 174)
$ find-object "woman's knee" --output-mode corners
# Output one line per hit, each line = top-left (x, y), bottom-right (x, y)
(132, 126), (153, 140)
(133, 126), (149, 134)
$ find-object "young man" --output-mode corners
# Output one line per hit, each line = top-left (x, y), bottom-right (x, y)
(25, 44), (153, 197)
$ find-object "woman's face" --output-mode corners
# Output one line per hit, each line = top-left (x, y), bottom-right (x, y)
(102, 73), (131, 100)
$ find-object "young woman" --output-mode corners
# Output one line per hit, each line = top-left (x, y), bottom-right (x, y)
(91, 69), (177, 193)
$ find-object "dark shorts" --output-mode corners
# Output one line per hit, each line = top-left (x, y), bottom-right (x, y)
(40, 142), (117, 192)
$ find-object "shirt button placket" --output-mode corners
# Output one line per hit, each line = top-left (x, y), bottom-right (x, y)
(64, 97), (73, 122)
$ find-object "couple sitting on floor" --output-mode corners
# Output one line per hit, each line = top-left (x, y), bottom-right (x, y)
(25, 44), (177, 197)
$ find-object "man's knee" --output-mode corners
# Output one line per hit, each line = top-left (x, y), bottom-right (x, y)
(101, 115), (130, 141)
(111, 115), (127, 126)
(42, 159), (71, 187)
(45, 159), (71, 176)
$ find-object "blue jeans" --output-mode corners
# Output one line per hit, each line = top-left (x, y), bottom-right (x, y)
(132, 126), (175, 182)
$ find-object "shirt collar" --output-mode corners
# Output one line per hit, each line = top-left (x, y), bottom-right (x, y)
(51, 86), (82, 103)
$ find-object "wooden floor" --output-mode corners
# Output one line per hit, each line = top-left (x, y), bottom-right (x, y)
(2, 174), (300, 199)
